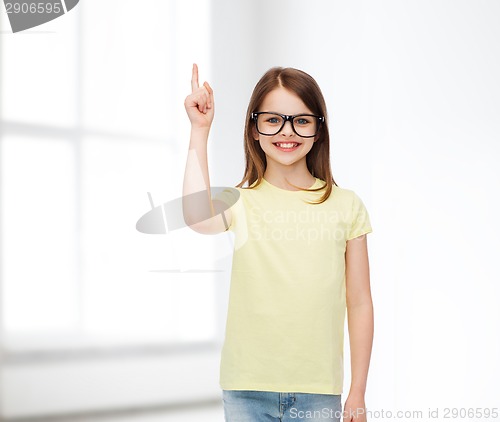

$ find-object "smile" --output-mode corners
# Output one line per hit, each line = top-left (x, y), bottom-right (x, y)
(273, 142), (300, 151)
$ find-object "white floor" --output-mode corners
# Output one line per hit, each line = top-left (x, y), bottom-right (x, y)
(9, 403), (225, 422)
(76, 405), (224, 422)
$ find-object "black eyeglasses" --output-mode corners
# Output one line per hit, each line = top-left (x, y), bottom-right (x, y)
(251, 112), (324, 138)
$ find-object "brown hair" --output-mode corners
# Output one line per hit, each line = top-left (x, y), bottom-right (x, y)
(236, 67), (337, 204)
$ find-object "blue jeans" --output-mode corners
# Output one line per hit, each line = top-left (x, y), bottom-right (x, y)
(222, 389), (342, 421)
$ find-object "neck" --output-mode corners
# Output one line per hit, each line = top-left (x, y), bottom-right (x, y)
(263, 162), (315, 191)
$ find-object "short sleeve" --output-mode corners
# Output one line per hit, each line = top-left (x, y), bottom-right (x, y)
(212, 187), (239, 232)
(347, 191), (373, 240)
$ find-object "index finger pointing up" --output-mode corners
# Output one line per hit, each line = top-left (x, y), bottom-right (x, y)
(191, 63), (199, 92)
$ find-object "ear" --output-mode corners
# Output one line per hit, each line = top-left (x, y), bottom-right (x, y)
(252, 125), (260, 141)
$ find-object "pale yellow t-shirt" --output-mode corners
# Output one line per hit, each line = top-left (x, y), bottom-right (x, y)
(214, 177), (372, 395)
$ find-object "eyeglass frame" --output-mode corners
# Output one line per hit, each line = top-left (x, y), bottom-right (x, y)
(251, 112), (325, 138)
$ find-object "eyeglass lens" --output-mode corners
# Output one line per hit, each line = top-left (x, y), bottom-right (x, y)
(256, 113), (319, 137)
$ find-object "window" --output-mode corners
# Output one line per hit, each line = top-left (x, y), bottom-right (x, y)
(0, 0), (223, 351)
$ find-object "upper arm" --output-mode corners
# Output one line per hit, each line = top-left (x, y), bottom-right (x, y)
(345, 234), (372, 307)
(213, 199), (233, 232)
(186, 199), (233, 235)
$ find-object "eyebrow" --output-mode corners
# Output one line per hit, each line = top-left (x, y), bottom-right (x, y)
(260, 111), (315, 115)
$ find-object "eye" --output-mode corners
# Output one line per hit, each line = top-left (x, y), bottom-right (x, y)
(294, 116), (312, 125)
(265, 115), (283, 125)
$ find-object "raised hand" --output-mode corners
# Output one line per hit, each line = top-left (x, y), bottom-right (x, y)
(184, 63), (215, 130)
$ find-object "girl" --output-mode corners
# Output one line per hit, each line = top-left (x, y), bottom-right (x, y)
(183, 64), (373, 422)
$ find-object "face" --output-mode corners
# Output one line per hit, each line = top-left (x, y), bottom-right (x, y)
(253, 87), (317, 170)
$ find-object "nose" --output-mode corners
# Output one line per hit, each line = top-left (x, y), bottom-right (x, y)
(280, 120), (295, 137)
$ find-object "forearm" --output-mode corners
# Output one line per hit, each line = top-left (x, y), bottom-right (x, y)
(182, 127), (215, 225)
(347, 299), (374, 396)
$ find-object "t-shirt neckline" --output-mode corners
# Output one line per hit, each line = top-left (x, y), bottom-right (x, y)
(261, 177), (321, 193)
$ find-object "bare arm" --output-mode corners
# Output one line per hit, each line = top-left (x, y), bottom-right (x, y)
(343, 233), (373, 421)
(182, 64), (232, 234)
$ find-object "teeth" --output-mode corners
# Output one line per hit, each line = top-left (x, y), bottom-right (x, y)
(275, 143), (299, 148)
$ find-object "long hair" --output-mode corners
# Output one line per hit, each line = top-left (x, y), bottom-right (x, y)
(237, 67), (337, 204)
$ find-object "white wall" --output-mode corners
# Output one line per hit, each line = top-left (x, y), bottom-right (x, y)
(208, 0), (257, 186)
(1, 0), (499, 419)
(211, 0), (500, 417)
